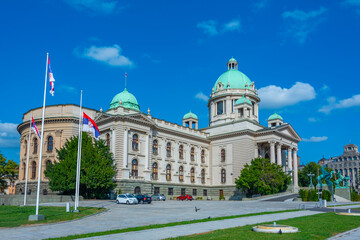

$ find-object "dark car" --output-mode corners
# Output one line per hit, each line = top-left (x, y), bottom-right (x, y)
(176, 195), (194, 201)
(135, 194), (152, 204)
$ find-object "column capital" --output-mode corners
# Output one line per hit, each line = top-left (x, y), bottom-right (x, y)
(268, 141), (276, 146)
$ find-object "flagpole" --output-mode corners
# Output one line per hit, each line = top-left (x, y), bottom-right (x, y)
(75, 90), (83, 212)
(24, 113), (32, 206)
(34, 52), (49, 217)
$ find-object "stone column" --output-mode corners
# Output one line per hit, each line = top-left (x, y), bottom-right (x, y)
(145, 133), (149, 170)
(270, 142), (275, 164)
(352, 168), (356, 188)
(226, 96), (231, 117)
(293, 148), (299, 188)
(254, 143), (259, 158)
(111, 127), (116, 155)
(276, 143), (282, 165)
(287, 147), (293, 173)
(174, 142), (179, 183)
(123, 128), (129, 179)
(186, 144), (191, 184)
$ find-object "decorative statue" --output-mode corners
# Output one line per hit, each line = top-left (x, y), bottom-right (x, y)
(316, 166), (334, 188)
(334, 172), (345, 188)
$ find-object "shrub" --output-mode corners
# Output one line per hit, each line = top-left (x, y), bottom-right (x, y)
(219, 196), (225, 200)
(299, 189), (331, 201)
(351, 192), (360, 201)
(118, 189), (122, 195)
(197, 197), (203, 200)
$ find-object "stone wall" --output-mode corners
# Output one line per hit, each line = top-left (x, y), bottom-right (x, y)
(0, 194), (82, 206)
(335, 188), (351, 201)
(16, 181), (57, 196)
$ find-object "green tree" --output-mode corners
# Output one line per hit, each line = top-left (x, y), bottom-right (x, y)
(44, 133), (116, 199)
(235, 158), (291, 197)
(298, 162), (334, 187)
(0, 152), (19, 193)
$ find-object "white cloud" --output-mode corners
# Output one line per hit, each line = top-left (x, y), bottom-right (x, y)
(320, 84), (329, 92)
(303, 136), (328, 142)
(308, 117), (319, 122)
(254, 0), (269, 10)
(342, 0), (360, 14)
(319, 94), (360, 113)
(197, 20), (218, 36)
(0, 122), (19, 148)
(195, 92), (209, 102)
(223, 20), (241, 32)
(197, 19), (241, 36)
(64, 0), (118, 14)
(282, 7), (327, 44)
(78, 44), (134, 67)
(258, 82), (316, 109)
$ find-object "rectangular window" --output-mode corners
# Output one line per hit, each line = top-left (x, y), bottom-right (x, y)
(203, 189), (207, 196)
(181, 188), (186, 195)
(252, 102), (255, 115)
(193, 189), (197, 196)
(217, 101), (223, 115)
(154, 187), (160, 194)
(168, 188), (173, 196)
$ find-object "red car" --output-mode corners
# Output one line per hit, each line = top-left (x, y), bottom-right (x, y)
(177, 194), (194, 201)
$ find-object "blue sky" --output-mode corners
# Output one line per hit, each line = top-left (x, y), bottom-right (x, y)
(1, 0), (360, 165)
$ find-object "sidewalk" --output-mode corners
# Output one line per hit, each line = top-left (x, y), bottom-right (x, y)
(328, 227), (360, 240)
(81, 210), (322, 240)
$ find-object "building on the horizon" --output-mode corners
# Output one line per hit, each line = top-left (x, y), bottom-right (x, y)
(16, 58), (301, 199)
(322, 144), (360, 189)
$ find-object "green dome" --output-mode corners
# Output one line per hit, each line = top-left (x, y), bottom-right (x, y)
(110, 88), (140, 111)
(268, 113), (283, 121)
(213, 69), (252, 92)
(183, 111), (198, 120)
(229, 57), (237, 62)
(235, 96), (252, 105)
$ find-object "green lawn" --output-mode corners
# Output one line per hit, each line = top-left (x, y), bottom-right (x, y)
(0, 205), (105, 228)
(170, 212), (360, 240)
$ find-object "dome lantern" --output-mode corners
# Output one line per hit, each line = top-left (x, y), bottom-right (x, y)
(227, 57), (238, 70)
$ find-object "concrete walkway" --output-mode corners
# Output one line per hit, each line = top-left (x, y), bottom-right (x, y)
(328, 227), (360, 240)
(81, 210), (322, 240)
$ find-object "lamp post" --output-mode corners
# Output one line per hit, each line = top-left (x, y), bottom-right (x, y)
(308, 172), (315, 188)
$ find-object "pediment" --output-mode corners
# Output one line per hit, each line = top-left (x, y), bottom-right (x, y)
(277, 124), (301, 141)
(124, 113), (156, 126)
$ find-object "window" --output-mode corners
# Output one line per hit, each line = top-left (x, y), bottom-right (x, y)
(22, 162), (26, 180)
(46, 160), (52, 170)
(134, 186), (141, 195)
(168, 188), (173, 196)
(190, 168), (195, 183)
(179, 145), (184, 159)
(166, 142), (171, 157)
(33, 138), (38, 154)
(179, 166), (184, 182)
(47, 136), (53, 152)
(344, 157), (347, 161)
(132, 134), (139, 151)
(154, 187), (160, 194)
(152, 162), (158, 180)
(221, 149), (226, 162)
(152, 140), (158, 155)
(221, 169), (226, 183)
(217, 101), (224, 115)
(201, 150), (205, 163)
(181, 188), (186, 195)
(201, 169), (205, 184)
(106, 134), (110, 147)
(190, 147), (195, 161)
(252, 102), (255, 115)
(132, 159), (138, 177)
(24, 140), (27, 156)
(31, 161), (36, 179)
(203, 189), (207, 196)
(193, 189), (197, 196)
(166, 164), (171, 181)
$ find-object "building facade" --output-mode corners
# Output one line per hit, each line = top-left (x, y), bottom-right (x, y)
(16, 58), (301, 199)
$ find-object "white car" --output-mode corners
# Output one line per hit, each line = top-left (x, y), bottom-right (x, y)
(116, 194), (138, 205)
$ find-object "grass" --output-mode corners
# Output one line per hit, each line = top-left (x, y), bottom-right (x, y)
(169, 212), (360, 240)
(46, 209), (301, 240)
(0, 205), (105, 228)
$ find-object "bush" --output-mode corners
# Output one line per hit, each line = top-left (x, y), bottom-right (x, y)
(197, 197), (203, 200)
(219, 196), (225, 200)
(351, 192), (360, 201)
(118, 189), (122, 195)
(299, 189), (331, 201)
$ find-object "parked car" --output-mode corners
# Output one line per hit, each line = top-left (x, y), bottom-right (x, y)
(152, 193), (166, 201)
(177, 195), (194, 201)
(135, 194), (152, 204)
(116, 194), (138, 204)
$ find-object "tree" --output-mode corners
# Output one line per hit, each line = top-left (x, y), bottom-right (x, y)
(298, 162), (334, 187)
(0, 152), (19, 193)
(45, 133), (116, 199)
(235, 158), (291, 197)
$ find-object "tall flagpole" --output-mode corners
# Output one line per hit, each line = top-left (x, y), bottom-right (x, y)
(35, 53), (49, 216)
(75, 90), (83, 211)
(24, 113), (32, 206)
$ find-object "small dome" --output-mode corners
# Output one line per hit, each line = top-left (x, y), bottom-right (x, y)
(110, 88), (140, 111)
(268, 113), (283, 121)
(235, 96), (252, 105)
(228, 57), (237, 62)
(183, 111), (198, 120)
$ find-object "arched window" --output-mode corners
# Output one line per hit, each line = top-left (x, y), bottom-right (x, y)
(190, 147), (195, 161)
(166, 164), (171, 181)
(221, 149), (226, 162)
(47, 136), (53, 152)
(106, 133), (111, 147)
(132, 134), (139, 151)
(22, 162), (26, 180)
(179, 145), (184, 159)
(134, 186), (141, 195)
(33, 138), (38, 154)
(132, 159), (138, 177)
(24, 140), (27, 156)
(179, 166), (184, 182)
(166, 142), (171, 158)
(31, 161), (36, 179)
(153, 140), (158, 155)
(201, 169), (205, 184)
(46, 160), (52, 170)
(152, 162), (158, 180)
(221, 169), (226, 183)
(190, 168), (195, 183)
(201, 150), (205, 163)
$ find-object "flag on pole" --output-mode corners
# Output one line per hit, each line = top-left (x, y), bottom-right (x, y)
(32, 117), (41, 138)
(48, 57), (55, 96)
(82, 112), (100, 139)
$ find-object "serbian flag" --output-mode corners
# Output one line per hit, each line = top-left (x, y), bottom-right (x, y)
(82, 112), (100, 139)
(48, 57), (55, 96)
(32, 117), (41, 139)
